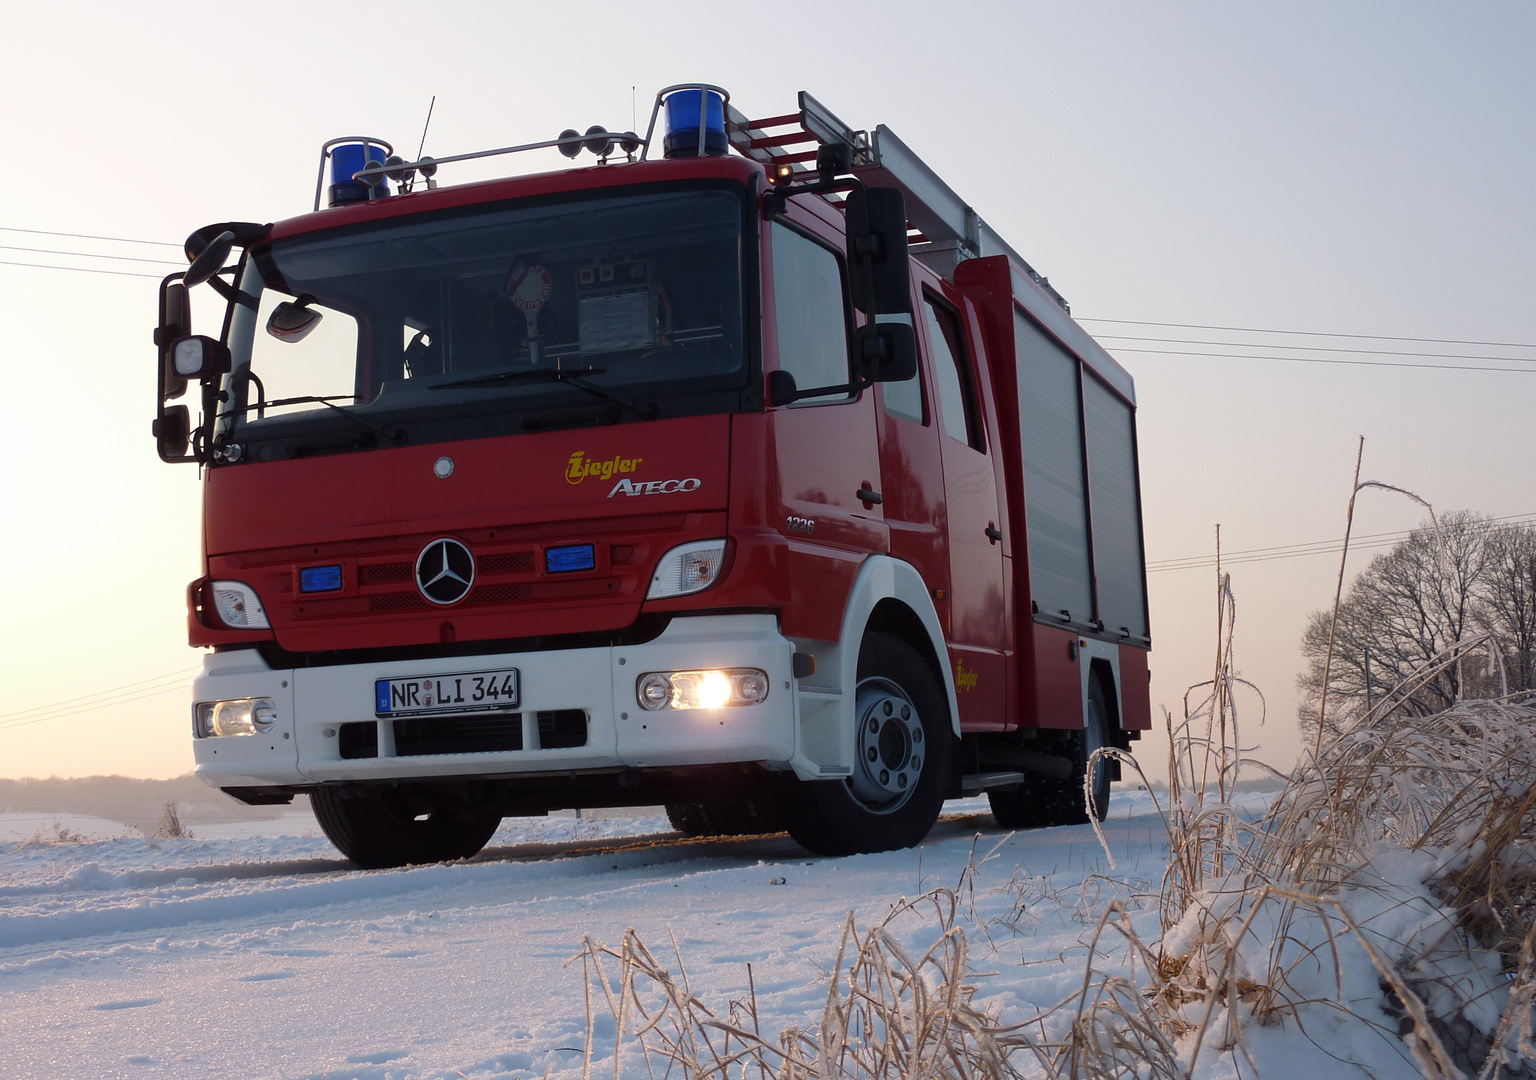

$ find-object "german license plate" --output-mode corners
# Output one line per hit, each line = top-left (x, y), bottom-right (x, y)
(374, 669), (520, 718)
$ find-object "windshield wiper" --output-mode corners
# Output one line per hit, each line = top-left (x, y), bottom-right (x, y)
(219, 394), (407, 444)
(431, 367), (658, 420)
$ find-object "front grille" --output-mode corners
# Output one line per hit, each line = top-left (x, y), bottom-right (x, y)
(537, 709), (588, 749)
(369, 594), (428, 613)
(332, 710), (588, 759)
(481, 551), (534, 573)
(361, 563), (411, 584)
(339, 721), (378, 759)
(394, 714), (524, 756)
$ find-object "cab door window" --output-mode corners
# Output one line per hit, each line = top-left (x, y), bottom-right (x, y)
(770, 222), (851, 404)
(925, 296), (982, 450)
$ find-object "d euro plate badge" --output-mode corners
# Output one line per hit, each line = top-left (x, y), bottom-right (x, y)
(375, 668), (520, 718)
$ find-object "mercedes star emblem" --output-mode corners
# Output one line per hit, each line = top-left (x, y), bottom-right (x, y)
(415, 537), (475, 605)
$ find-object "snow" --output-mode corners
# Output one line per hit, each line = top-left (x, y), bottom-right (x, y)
(0, 791), (1438, 1079)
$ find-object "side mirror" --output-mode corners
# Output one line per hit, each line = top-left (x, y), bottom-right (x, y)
(267, 298), (324, 343)
(171, 335), (231, 381)
(184, 229), (235, 289)
(153, 405), (191, 462)
(844, 187), (912, 317)
(155, 280), (191, 400)
(852, 317), (918, 384)
(766, 369), (799, 407)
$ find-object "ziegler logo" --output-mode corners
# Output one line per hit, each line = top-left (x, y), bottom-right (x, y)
(955, 659), (980, 692)
(566, 450), (643, 485)
(608, 477), (702, 498)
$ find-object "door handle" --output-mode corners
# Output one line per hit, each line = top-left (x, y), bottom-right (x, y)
(856, 488), (883, 506)
(984, 524), (1002, 543)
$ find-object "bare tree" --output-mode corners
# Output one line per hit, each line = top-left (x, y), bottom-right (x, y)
(1298, 512), (1502, 737)
(1481, 521), (1536, 692)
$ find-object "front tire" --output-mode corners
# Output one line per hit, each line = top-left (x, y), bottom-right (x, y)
(311, 786), (501, 869)
(777, 634), (952, 856)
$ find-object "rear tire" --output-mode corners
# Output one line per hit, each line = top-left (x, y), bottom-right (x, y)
(989, 677), (1113, 829)
(665, 802), (716, 837)
(1041, 677), (1113, 826)
(311, 786), (501, 869)
(987, 781), (1046, 829)
(665, 798), (783, 837)
(776, 633), (952, 856)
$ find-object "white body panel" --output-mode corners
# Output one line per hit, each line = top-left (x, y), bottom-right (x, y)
(191, 614), (799, 788)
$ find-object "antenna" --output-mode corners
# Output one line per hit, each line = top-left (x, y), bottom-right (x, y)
(631, 86), (636, 133)
(417, 95), (437, 160)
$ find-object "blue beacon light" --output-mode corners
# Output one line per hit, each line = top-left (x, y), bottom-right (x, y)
(328, 142), (389, 207)
(662, 89), (728, 158)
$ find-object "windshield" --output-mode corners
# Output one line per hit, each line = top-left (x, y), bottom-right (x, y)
(220, 185), (746, 457)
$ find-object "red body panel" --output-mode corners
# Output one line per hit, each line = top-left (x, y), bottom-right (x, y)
(1030, 623), (1084, 730)
(267, 156), (764, 244)
(200, 416), (733, 652)
(1117, 643), (1152, 730)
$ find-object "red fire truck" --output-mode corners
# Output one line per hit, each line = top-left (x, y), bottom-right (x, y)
(154, 85), (1151, 868)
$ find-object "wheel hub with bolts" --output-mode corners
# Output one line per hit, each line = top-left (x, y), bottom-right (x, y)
(848, 676), (924, 812)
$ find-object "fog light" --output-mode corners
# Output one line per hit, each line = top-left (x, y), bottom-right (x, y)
(635, 668), (771, 711)
(638, 673), (671, 711)
(195, 697), (277, 738)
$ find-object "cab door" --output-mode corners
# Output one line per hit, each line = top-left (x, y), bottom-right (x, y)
(766, 212), (887, 643)
(923, 289), (1009, 730)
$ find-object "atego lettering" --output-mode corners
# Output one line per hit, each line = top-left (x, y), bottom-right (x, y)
(608, 478), (703, 498)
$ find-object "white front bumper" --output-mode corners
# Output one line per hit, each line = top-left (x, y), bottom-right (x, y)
(191, 614), (800, 788)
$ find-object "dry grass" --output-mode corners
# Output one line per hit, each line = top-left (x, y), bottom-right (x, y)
(570, 511), (1536, 1078)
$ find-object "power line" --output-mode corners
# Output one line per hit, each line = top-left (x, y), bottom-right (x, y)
(0, 668), (202, 725)
(1077, 316), (1536, 352)
(1107, 345), (1534, 375)
(0, 244), (184, 266)
(0, 683), (194, 734)
(1147, 511), (1536, 573)
(0, 225), (182, 248)
(0, 259), (164, 279)
(1096, 333), (1536, 365)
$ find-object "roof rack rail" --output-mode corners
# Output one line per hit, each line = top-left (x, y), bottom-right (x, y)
(728, 92), (1067, 312)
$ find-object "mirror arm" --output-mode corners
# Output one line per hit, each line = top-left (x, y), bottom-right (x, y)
(763, 175), (863, 219)
(202, 271), (258, 310)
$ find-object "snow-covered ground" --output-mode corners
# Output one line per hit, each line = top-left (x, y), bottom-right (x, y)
(0, 790), (1430, 1080)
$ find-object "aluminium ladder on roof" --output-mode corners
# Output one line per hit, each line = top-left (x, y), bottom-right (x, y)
(726, 91), (1069, 313)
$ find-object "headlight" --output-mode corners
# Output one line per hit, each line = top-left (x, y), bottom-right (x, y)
(636, 668), (770, 711)
(194, 697), (277, 738)
(211, 580), (270, 629)
(646, 540), (726, 599)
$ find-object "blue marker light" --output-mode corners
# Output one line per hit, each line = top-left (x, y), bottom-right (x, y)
(300, 565), (344, 593)
(663, 89), (728, 158)
(546, 544), (597, 574)
(328, 142), (389, 206)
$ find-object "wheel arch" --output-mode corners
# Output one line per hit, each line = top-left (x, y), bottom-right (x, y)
(841, 557), (961, 739)
(786, 555), (961, 782)
(1087, 657), (1121, 732)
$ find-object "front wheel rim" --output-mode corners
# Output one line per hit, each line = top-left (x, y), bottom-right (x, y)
(848, 676), (925, 813)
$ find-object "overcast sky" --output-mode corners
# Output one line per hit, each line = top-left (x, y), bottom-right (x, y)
(1, 1), (1532, 780)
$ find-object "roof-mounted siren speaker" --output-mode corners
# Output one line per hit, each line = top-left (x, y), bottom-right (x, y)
(662, 88), (728, 158)
(327, 141), (390, 207)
